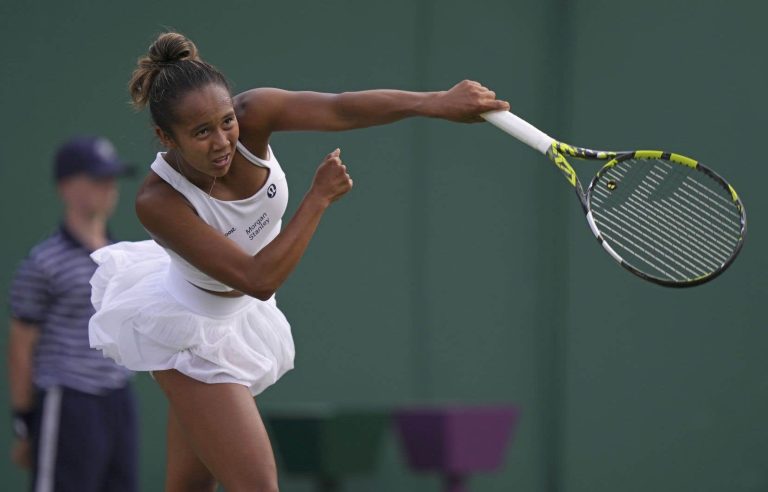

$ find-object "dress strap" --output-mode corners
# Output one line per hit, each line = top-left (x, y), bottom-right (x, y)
(236, 141), (272, 168)
(150, 153), (188, 192)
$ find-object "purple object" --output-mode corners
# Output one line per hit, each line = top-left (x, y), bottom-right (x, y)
(394, 405), (521, 492)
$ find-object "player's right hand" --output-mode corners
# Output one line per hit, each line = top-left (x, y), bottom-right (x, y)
(309, 149), (353, 205)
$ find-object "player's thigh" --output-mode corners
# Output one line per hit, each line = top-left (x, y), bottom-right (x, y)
(154, 369), (278, 492)
(164, 405), (217, 492)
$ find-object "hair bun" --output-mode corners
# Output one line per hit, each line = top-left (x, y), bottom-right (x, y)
(148, 32), (200, 64)
(128, 31), (227, 115)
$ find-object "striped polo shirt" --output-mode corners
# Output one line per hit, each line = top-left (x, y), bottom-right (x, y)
(9, 225), (132, 394)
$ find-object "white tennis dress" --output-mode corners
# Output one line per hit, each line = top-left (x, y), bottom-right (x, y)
(89, 142), (294, 396)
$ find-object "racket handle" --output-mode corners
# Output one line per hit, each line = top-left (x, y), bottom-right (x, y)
(481, 110), (553, 155)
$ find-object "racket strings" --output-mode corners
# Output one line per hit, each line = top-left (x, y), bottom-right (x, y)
(593, 185), (737, 279)
(589, 158), (743, 282)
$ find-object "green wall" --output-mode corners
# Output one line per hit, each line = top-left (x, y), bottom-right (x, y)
(1, 1), (765, 491)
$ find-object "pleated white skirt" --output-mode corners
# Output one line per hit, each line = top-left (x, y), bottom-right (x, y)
(88, 240), (294, 396)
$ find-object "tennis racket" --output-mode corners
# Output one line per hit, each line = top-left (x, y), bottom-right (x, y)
(482, 110), (746, 287)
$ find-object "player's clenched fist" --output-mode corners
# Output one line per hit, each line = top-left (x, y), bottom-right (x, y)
(309, 148), (353, 206)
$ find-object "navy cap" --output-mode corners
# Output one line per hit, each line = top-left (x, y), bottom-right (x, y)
(54, 136), (134, 182)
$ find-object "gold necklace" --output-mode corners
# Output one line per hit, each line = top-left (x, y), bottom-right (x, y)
(207, 176), (217, 198)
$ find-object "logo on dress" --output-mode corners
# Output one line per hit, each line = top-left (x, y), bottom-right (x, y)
(267, 184), (277, 198)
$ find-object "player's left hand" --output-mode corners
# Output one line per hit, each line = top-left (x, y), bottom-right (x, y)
(433, 80), (510, 123)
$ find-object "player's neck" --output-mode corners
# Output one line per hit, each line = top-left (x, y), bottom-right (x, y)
(63, 210), (110, 251)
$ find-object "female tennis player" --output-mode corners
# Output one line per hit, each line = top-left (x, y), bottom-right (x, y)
(88, 32), (509, 492)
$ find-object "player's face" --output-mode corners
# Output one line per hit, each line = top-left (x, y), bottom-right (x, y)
(159, 83), (239, 178)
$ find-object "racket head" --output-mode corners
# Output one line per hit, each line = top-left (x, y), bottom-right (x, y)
(584, 151), (746, 287)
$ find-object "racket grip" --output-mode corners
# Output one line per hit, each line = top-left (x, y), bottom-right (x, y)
(481, 110), (553, 155)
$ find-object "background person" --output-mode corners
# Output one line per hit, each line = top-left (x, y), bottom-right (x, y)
(8, 136), (138, 492)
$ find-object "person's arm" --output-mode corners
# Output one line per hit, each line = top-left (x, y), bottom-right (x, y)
(8, 319), (39, 413)
(7, 253), (51, 438)
(7, 254), (49, 467)
(137, 149), (352, 300)
(233, 80), (510, 134)
(8, 319), (40, 468)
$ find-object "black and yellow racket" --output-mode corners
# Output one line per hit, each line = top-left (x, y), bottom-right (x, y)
(482, 110), (746, 287)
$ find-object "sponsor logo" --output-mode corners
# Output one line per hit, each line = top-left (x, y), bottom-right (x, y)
(246, 213), (270, 240)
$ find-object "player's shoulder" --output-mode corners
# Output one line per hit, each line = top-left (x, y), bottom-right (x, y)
(136, 170), (187, 203)
(136, 171), (170, 203)
(234, 87), (290, 132)
(135, 172), (192, 223)
(234, 87), (287, 112)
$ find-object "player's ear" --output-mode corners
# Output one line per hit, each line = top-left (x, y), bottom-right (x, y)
(155, 126), (176, 149)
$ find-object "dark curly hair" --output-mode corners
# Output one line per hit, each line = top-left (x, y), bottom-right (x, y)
(128, 32), (230, 135)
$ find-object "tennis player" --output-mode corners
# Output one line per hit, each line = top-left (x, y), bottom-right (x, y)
(88, 31), (509, 491)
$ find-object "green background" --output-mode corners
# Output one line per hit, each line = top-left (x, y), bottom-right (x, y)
(1, 0), (765, 491)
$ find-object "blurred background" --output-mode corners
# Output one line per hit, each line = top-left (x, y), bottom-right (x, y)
(1, 0), (766, 491)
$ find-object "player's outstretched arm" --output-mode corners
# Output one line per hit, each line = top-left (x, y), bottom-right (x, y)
(233, 80), (510, 134)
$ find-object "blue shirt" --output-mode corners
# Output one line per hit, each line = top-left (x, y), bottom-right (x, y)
(9, 225), (132, 395)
